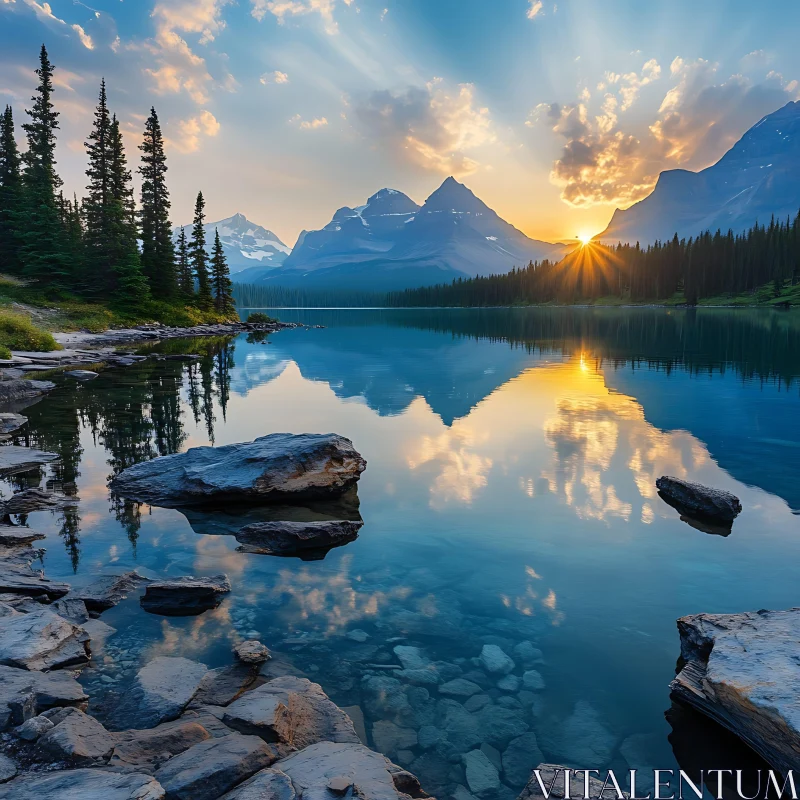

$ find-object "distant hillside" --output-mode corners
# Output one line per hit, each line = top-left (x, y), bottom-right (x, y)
(173, 213), (289, 275)
(242, 178), (568, 291)
(600, 101), (800, 245)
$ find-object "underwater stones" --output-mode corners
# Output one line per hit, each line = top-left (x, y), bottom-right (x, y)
(107, 656), (209, 731)
(0, 664), (87, 730)
(502, 733), (545, 788)
(371, 719), (418, 756)
(439, 678), (483, 698)
(223, 675), (360, 749)
(522, 670), (545, 691)
(670, 608), (800, 775)
(513, 642), (544, 665)
(361, 675), (415, 727)
(463, 748), (501, 796)
(497, 674), (521, 692)
(476, 704), (529, 749)
(0, 768), (166, 800)
(235, 519), (362, 558)
(110, 433), (367, 507)
(417, 724), (444, 750)
(347, 629), (370, 642)
(537, 701), (616, 765)
(518, 763), (630, 800)
(656, 476), (742, 524)
(393, 645), (429, 670)
(154, 733), (276, 800)
(75, 570), (147, 612)
(0, 488), (76, 516)
(140, 574), (231, 616)
(0, 445), (58, 478)
(0, 606), (89, 671)
(479, 645), (514, 675)
(464, 694), (491, 712)
(437, 699), (482, 752)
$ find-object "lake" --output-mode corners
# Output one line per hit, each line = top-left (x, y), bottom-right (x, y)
(8, 307), (800, 798)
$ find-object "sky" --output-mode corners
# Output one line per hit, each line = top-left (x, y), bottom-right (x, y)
(2, 0), (800, 247)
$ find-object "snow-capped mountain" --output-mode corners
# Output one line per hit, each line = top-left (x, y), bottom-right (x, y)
(172, 213), (290, 275)
(599, 101), (800, 245)
(255, 178), (568, 291)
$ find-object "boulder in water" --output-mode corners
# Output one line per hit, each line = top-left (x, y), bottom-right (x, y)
(140, 575), (231, 616)
(109, 433), (367, 507)
(656, 476), (742, 524)
(235, 519), (363, 559)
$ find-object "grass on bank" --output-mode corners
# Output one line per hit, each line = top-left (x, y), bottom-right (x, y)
(0, 275), (240, 355)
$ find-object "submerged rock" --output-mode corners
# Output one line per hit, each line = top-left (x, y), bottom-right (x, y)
(109, 433), (367, 507)
(0, 768), (165, 799)
(0, 753), (16, 783)
(537, 701), (616, 765)
(670, 608), (800, 775)
(0, 607), (89, 671)
(223, 675), (360, 750)
(502, 733), (545, 789)
(235, 519), (363, 559)
(479, 644), (515, 675)
(0, 664), (87, 730)
(0, 488), (77, 516)
(0, 445), (58, 477)
(75, 570), (147, 612)
(140, 574), (231, 616)
(656, 476), (742, 524)
(154, 733), (276, 800)
(518, 763), (630, 799)
(64, 370), (98, 380)
(106, 656), (208, 731)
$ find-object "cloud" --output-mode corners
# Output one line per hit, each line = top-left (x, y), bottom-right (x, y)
(168, 109), (220, 153)
(71, 23), (94, 49)
(352, 78), (494, 176)
(144, 0), (234, 104)
(290, 114), (328, 129)
(260, 70), (289, 84)
(9, 0), (95, 48)
(533, 57), (799, 208)
(527, 0), (543, 19)
(250, 0), (342, 34)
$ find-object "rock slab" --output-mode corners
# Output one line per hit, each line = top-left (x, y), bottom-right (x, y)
(140, 575), (231, 616)
(110, 433), (367, 507)
(235, 519), (363, 557)
(0, 664), (87, 730)
(656, 476), (742, 523)
(0, 768), (165, 799)
(670, 608), (800, 775)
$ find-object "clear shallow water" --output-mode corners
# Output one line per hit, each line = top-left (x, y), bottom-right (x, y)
(7, 308), (800, 796)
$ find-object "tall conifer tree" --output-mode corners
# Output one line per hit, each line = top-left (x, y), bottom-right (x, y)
(19, 44), (69, 284)
(0, 105), (23, 274)
(190, 191), (212, 309)
(83, 79), (113, 292)
(139, 107), (177, 297)
(176, 226), (193, 297)
(109, 115), (149, 301)
(211, 228), (235, 315)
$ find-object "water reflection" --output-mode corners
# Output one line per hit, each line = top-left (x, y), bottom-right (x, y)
(3, 308), (800, 794)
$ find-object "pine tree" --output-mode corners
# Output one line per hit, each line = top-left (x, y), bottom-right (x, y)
(19, 44), (70, 284)
(139, 107), (177, 297)
(176, 226), (193, 297)
(0, 105), (23, 274)
(83, 79), (113, 293)
(211, 228), (235, 315)
(109, 115), (149, 302)
(190, 191), (212, 309)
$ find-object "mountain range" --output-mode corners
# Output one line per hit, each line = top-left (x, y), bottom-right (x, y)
(600, 101), (800, 244)
(233, 177), (569, 291)
(172, 213), (290, 275)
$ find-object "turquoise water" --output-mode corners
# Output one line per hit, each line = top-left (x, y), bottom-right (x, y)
(8, 308), (800, 797)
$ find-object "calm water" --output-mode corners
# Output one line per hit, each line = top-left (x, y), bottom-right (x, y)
(8, 308), (800, 796)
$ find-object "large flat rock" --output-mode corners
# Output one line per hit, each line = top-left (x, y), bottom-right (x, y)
(670, 608), (800, 775)
(276, 741), (424, 799)
(0, 445), (58, 477)
(0, 664), (87, 730)
(0, 560), (70, 599)
(218, 768), (296, 799)
(106, 656), (208, 731)
(235, 519), (363, 558)
(38, 707), (115, 763)
(0, 488), (77, 516)
(140, 575), (231, 616)
(0, 768), (165, 799)
(153, 733), (276, 800)
(0, 527), (45, 546)
(110, 717), (214, 772)
(223, 675), (360, 749)
(0, 607), (89, 671)
(0, 379), (55, 407)
(75, 571), (147, 612)
(109, 433), (366, 507)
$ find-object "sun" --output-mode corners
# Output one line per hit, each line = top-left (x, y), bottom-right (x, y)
(578, 232), (593, 246)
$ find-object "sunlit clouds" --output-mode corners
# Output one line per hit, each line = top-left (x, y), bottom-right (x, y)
(353, 79), (494, 176)
(261, 70), (289, 84)
(169, 109), (221, 153)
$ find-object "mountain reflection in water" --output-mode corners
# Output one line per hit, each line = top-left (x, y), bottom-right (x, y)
(3, 307), (800, 793)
